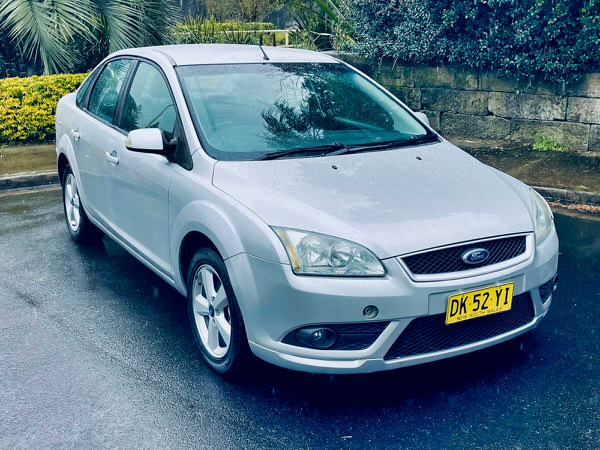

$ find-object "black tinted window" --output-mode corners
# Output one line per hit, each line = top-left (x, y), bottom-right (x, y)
(88, 59), (132, 123)
(177, 63), (428, 160)
(122, 62), (176, 140)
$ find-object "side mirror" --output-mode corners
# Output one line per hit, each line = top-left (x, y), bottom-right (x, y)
(413, 111), (431, 127)
(125, 128), (166, 153)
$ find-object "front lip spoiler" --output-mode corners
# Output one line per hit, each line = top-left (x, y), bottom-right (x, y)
(248, 312), (545, 374)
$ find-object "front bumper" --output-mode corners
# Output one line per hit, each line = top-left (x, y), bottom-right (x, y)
(225, 230), (559, 374)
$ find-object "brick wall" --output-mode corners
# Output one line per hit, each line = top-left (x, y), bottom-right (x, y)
(334, 53), (600, 152)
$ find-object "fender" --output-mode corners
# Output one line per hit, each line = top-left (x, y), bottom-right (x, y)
(56, 95), (91, 211)
(56, 133), (87, 199)
(170, 195), (288, 294)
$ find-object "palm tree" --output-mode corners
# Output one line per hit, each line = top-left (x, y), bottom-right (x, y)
(285, 0), (353, 50)
(0, 0), (178, 75)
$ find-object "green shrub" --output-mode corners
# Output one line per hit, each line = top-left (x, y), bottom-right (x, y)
(185, 18), (275, 31)
(533, 136), (567, 152)
(343, 0), (600, 84)
(0, 73), (86, 144)
(344, 0), (440, 64)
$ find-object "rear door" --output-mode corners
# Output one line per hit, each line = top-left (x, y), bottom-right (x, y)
(106, 60), (177, 276)
(76, 58), (133, 224)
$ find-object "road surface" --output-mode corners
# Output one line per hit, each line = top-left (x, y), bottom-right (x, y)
(1, 188), (598, 448)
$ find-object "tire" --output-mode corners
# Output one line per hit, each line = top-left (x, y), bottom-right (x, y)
(62, 164), (103, 243)
(187, 248), (250, 377)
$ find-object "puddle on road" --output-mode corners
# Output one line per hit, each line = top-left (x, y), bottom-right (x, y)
(464, 147), (600, 193)
(5, 204), (31, 214)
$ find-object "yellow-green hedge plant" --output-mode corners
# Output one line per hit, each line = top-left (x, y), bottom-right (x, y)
(0, 73), (86, 144)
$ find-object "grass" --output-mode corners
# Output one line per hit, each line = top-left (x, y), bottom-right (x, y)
(533, 136), (567, 152)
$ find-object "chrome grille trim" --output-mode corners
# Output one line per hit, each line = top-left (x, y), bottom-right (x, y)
(397, 233), (534, 282)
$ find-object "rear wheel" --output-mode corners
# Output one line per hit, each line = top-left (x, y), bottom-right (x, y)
(187, 248), (250, 377)
(62, 165), (102, 243)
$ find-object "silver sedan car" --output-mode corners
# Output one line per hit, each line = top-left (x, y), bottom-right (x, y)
(55, 44), (559, 376)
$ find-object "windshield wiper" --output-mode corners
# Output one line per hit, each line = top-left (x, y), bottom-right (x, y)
(255, 143), (347, 160)
(328, 134), (439, 156)
(255, 134), (438, 160)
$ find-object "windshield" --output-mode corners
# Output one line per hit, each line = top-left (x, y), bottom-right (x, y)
(176, 63), (431, 160)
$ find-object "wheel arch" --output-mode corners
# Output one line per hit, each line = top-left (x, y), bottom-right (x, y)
(57, 152), (69, 186)
(170, 195), (287, 296)
(179, 231), (223, 288)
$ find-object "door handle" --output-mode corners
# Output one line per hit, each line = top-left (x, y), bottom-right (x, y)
(105, 151), (119, 165)
(70, 128), (80, 140)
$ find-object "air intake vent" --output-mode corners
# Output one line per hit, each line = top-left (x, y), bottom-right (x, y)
(384, 292), (534, 360)
(402, 236), (527, 276)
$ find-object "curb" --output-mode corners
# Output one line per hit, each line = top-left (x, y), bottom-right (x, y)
(533, 186), (600, 207)
(0, 171), (59, 192)
(0, 171), (598, 207)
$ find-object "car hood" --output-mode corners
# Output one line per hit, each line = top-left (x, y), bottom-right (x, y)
(212, 140), (534, 259)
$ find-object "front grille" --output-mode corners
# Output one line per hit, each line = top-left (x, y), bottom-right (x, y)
(402, 235), (527, 276)
(384, 292), (534, 360)
(282, 322), (390, 350)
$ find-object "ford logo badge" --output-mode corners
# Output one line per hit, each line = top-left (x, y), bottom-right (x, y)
(462, 248), (490, 265)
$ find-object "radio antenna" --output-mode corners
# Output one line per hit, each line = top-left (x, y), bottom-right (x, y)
(258, 35), (269, 60)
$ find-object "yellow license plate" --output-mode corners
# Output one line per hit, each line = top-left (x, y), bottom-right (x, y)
(446, 283), (514, 325)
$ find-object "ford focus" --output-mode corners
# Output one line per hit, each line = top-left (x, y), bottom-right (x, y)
(55, 44), (559, 376)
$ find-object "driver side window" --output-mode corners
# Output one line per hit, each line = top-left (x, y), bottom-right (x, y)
(122, 62), (177, 140)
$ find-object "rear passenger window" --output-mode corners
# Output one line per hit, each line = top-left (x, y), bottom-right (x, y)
(122, 62), (176, 140)
(88, 59), (132, 123)
(75, 66), (101, 108)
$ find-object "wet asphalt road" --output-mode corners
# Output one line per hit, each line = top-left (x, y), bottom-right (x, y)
(0, 188), (598, 449)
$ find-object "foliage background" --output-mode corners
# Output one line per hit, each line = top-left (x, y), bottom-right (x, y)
(343, 0), (600, 83)
(0, 73), (86, 143)
(0, 0), (179, 75)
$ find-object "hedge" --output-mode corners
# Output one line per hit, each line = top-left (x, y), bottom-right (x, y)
(0, 73), (86, 144)
(344, 0), (600, 84)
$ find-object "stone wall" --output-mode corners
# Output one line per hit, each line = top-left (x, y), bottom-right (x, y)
(334, 53), (600, 152)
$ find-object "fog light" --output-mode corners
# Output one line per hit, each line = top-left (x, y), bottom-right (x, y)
(363, 305), (379, 319)
(295, 327), (337, 349)
(539, 274), (558, 303)
(312, 329), (325, 341)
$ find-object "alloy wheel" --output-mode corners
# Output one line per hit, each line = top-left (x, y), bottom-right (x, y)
(191, 264), (231, 359)
(64, 173), (81, 232)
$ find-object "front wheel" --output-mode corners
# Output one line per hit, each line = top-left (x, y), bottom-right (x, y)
(187, 248), (250, 376)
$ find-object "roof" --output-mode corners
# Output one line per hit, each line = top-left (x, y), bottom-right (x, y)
(116, 44), (339, 66)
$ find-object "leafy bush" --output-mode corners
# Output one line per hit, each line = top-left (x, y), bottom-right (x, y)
(0, 73), (86, 144)
(345, 0), (439, 63)
(343, 0), (600, 83)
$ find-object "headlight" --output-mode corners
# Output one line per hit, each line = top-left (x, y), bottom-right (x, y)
(272, 227), (385, 276)
(530, 189), (553, 245)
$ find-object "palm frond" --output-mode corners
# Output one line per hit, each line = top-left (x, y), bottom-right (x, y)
(0, 0), (95, 74)
(140, 0), (180, 46)
(93, 0), (145, 52)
